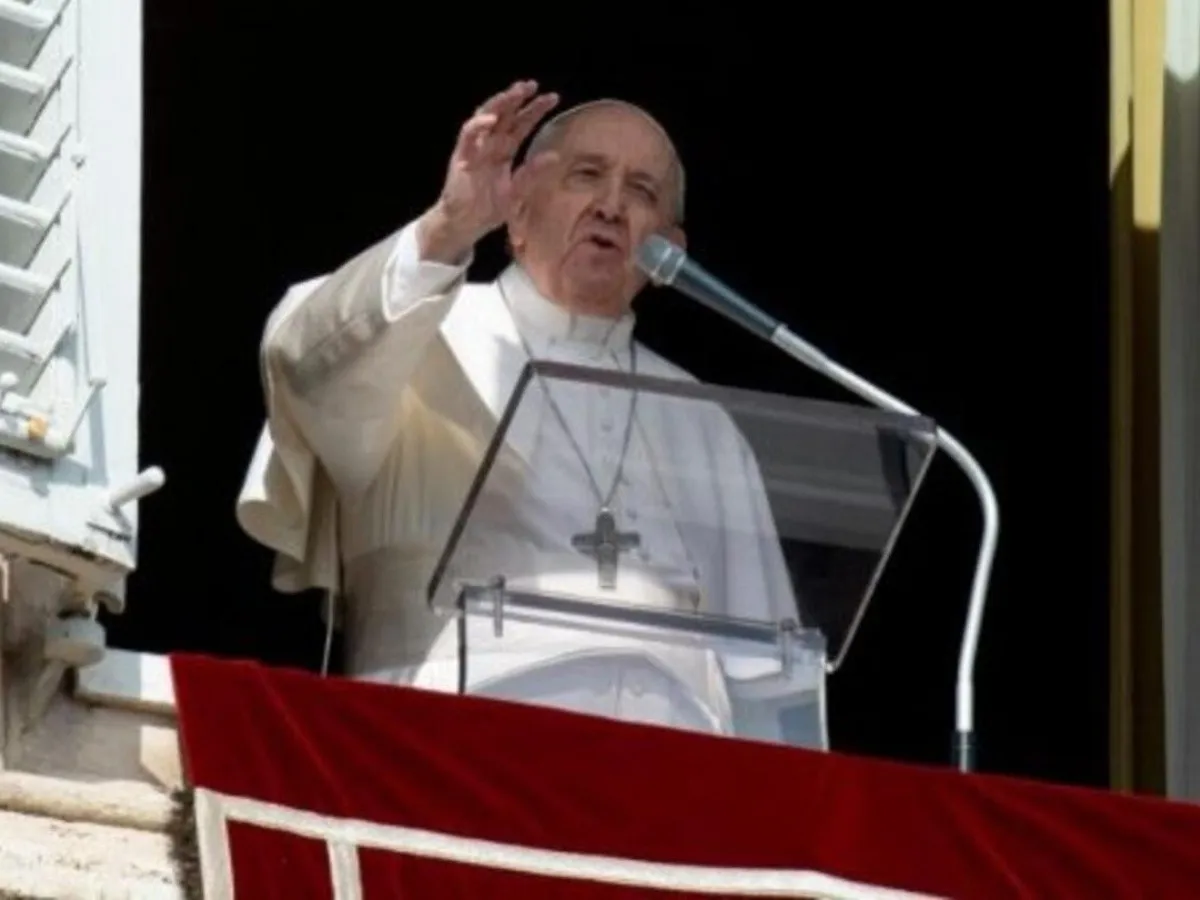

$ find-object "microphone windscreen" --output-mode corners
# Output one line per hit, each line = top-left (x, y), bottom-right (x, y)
(636, 234), (685, 285)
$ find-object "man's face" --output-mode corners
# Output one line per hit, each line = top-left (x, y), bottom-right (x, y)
(509, 105), (683, 318)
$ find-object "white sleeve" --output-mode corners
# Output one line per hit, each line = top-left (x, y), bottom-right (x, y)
(260, 217), (474, 495)
(382, 219), (472, 321)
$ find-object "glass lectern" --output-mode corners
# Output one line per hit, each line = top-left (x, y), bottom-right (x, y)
(426, 361), (937, 750)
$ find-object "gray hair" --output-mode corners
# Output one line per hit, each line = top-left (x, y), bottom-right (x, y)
(524, 99), (686, 223)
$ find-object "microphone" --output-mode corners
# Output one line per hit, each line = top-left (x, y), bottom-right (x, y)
(636, 234), (1000, 775)
(636, 235), (842, 378)
(637, 235), (780, 342)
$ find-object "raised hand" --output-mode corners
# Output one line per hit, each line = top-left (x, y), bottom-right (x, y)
(420, 81), (559, 263)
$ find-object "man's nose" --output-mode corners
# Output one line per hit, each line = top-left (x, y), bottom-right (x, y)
(593, 179), (626, 220)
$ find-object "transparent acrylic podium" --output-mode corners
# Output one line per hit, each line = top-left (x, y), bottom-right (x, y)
(426, 361), (937, 750)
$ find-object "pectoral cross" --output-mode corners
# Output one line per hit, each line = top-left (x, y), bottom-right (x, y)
(571, 508), (640, 589)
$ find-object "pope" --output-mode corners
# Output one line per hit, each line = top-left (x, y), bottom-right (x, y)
(237, 80), (806, 739)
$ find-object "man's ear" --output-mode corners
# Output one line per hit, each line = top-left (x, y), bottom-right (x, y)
(506, 197), (529, 254)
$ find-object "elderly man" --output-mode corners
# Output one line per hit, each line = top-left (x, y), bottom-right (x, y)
(237, 80), (802, 737)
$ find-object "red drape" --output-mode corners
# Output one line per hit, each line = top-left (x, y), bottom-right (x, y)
(170, 653), (1200, 898)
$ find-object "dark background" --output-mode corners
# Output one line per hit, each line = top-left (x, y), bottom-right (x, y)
(118, 9), (1111, 786)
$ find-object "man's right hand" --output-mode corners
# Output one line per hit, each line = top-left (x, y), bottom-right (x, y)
(418, 80), (560, 264)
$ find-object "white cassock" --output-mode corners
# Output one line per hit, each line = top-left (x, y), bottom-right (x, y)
(236, 217), (816, 740)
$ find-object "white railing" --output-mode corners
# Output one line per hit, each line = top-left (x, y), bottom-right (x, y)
(193, 787), (938, 900)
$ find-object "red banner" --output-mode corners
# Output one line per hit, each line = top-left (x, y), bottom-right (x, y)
(171, 653), (1200, 898)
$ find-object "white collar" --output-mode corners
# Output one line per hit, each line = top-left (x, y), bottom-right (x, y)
(498, 264), (635, 353)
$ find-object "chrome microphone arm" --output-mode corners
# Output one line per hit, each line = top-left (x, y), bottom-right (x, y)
(636, 235), (1000, 772)
(769, 325), (999, 773)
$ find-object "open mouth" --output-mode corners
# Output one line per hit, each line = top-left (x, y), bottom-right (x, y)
(585, 235), (621, 251)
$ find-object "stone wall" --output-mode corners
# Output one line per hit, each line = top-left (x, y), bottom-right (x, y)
(0, 648), (185, 899)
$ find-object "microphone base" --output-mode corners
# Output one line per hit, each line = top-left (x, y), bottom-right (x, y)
(953, 730), (976, 773)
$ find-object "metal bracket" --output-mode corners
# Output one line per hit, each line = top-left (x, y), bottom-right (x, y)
(778, 618), (799, 680)
(488, 576), (507, 638)
(86, 466), (165, 539)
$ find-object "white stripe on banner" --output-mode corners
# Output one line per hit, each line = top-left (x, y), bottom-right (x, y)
(194, 787), (945, 900)
(194, 786), (234, 899)
(328, 839), (363, 900)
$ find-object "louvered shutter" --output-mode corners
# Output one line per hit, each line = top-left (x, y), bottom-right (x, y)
(0, 1), (154, 605)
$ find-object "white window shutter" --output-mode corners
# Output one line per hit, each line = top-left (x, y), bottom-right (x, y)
(0, 1), (157, 609)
